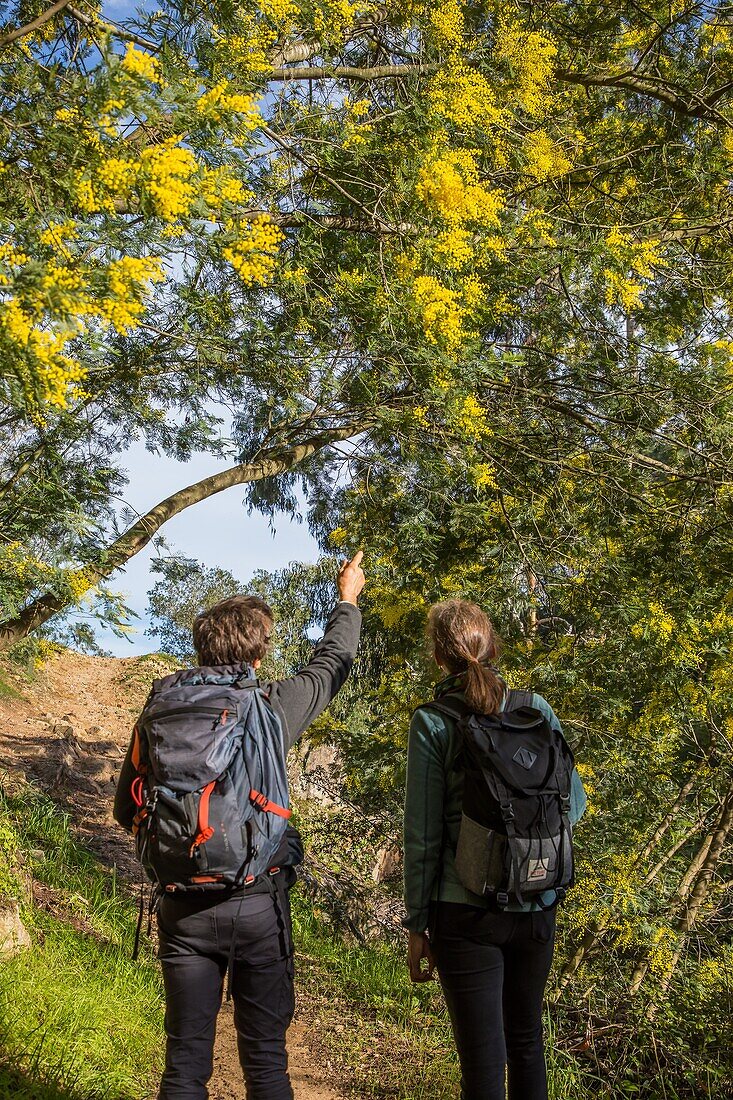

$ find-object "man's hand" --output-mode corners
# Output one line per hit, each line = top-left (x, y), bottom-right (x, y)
(337, 550), (366, 605)
(408, 931), (436, 983)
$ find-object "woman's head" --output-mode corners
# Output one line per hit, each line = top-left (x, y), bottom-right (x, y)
(427, 599), (504, 714)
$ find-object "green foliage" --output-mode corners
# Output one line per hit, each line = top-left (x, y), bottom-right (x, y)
(146, 552), (339, 676)
(0, 785), (163, 1099)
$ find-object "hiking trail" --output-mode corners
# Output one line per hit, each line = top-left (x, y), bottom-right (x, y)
(0, 650), (344, 1100)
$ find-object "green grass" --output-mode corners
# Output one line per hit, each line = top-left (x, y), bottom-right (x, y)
(0, 784), (163, 1100)
(0, 669), (25, 702)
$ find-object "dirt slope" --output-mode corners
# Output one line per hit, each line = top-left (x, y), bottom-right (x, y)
(0, 649), (342, 1100)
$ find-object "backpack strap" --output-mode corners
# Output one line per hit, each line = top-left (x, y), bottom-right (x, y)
(418, 696), (473, 723)
(505, 688), (534, 711)
(488, 768), (526, 907)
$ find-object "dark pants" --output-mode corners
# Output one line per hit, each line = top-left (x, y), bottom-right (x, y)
(431, 903), (556, 1100)
(157, 884), (295, 1100)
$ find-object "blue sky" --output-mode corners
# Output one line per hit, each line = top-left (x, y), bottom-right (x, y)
(94, 443), (319, 655)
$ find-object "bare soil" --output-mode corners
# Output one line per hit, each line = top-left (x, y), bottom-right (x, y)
(0, 649), (343, 1100)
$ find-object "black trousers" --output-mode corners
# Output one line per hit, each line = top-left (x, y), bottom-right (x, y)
(157, 883), (295, 1100)
(431, 902), (556, 1100)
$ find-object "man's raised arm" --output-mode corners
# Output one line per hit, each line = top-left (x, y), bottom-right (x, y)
(267, 551), (365, 749)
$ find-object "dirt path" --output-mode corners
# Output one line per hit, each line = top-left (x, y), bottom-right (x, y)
(0, 650), (344, 1100)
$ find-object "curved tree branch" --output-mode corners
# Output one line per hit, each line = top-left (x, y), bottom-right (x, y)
(0, 420), (368, 650)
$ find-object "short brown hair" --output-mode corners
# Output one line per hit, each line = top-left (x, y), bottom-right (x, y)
(427, 599), (504, 714)
(193, 595), (274, 667)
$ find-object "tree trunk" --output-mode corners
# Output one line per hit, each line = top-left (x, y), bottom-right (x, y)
(629, 780), (733, 1000)
(0, 423), (362, 650)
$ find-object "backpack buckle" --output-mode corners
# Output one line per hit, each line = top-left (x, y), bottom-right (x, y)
(496, 892), (509, 909)
(268, 866), (280, 876)
(499, 800), (514, 820)
(560, 796), (571, 813)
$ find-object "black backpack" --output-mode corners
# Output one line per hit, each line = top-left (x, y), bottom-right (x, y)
(129, 666), (293, 893)
(424, 690), (575, 907)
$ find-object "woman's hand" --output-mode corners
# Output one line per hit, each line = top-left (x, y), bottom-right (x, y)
(408, 931), (436, 983)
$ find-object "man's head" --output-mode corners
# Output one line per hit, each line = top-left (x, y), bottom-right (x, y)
(192, 595), (274, 668)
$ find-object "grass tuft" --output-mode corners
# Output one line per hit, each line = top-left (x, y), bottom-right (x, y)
(0, 784), (163, 1100)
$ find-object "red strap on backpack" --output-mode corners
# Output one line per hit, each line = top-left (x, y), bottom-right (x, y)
(189, 780), (216, 855)
(249, 789), (292, 819)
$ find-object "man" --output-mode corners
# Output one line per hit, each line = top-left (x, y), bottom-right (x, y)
(113, 551), (365, 1100)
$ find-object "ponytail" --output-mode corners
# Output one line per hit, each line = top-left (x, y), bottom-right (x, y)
(463, 651), (505, 715)
(428, 600), (505, 715)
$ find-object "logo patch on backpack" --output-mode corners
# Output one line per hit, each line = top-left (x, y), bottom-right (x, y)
(527, 858), (549, 881)
(513, 745), (538, 770)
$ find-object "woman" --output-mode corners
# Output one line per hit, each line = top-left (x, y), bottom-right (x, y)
(403, 599), (586, 1100)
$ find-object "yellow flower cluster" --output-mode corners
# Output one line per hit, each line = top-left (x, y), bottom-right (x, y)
(435, 226), (473, 268)
(121, 43), (160, 82)
(75, 138), (201, 223)
(457, 394), (492, 439)
(427, 63), (504, 130)
(494, 16), (558, 117)
(312, 0), (365, 43)
(630, 601), (676, 643)
(417, 149), (503, 227)
(139, 139), (199, 221)
(519, 209), (557, 247)
(648, 925), (678, 978)
(39, 221), (77, 258)
(378, 593), (420, 628)
(41, 263), (85, 315)
(462, 273), (485, 307)
(328, 526), (348, 547)
(412, 275), (464, 351)
(342, 95), (372, 149)
(63, 568), (95, 602)
(603, 228), (664, 311)
(96, 156), (132, 194)
(523, 129), (572, 181)
(201, 168), (254, 209)
(0, 541), (53, 584)
(604, 270), (643, 312)
(101, 256), (165, 331)
(0, 242), (30, 286)
(429, 0), (464, 48)
(98, 97), (125, 137)
(0, 298), (85, 407)
(260, 0), (298, 22)
(197, 82), (261, 130)
(222, 216), (284, 285)
(472, 462), (498, 489)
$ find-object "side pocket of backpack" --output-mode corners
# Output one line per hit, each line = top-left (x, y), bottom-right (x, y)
(150, 786), (203, 877)
(454, 813), (506, 896)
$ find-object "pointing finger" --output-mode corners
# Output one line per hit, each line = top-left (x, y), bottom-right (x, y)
(350, 549), (364, 567)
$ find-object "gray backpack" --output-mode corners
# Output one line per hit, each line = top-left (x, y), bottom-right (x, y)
(129, 667), (291, 893)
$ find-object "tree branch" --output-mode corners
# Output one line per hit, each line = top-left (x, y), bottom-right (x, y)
(0, 0), (72, 47)
(66, 4), (159, 51)
(556, 67), (732, 123)
(268, 62), (438, 82)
